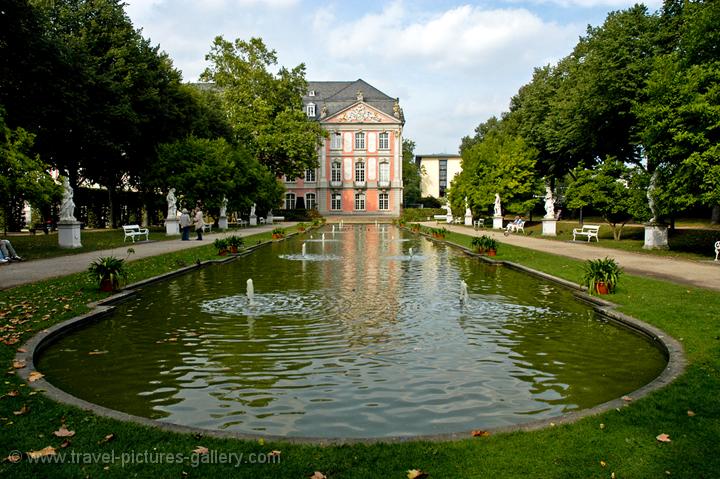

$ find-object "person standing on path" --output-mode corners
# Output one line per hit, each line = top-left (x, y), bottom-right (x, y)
(193, 207), (204, 241)
(179, 209), (192, 241)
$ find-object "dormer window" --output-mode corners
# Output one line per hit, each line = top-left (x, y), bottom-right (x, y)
(306, 103), (316, 117)
(308, 90), (316, 97)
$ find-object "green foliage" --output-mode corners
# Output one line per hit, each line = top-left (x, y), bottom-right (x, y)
(271, 227), (286, 237)
(0, 109), (60, 230)
(213, 238), (229, 252)
(471, 235), (497, 253)
(400, 207), (445, 222)
(226, 235), (244, 248)
(87, 256), (127, 290)
(450, 117), (538, 217)
(402, 139), (422, 206)
(582, 257), (623, 294)
(201, 36), (325, 178)
(565, 159), (649, 239)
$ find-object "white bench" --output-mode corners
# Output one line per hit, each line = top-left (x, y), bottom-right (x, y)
(506, 220), (525, 234)
(715, 241), (719, 261)
(473, 219), (484, 229)
(202, 223), (212, 233)
(573, 224), (600, 242)
(123, 224), (149, 242)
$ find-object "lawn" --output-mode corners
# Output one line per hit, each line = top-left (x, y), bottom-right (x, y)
(1, 227), (718, 478)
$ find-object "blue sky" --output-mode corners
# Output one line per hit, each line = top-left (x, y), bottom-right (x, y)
(124, 0), (663, 154)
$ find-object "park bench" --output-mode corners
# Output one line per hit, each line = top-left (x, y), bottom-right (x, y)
(573, 224), (601, 242)
(715, 241), (719, 261)
(473, 219), (484, 229)
(202, 223), (212, 233)
(507, 220), (525, 234)
(122, 224), (149, 242)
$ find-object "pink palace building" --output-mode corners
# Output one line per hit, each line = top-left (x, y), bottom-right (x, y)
(284, 79), (405, 217)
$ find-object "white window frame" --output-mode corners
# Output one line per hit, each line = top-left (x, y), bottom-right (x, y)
(305, 169), (316, 182)
(331, 162), (342, 183)
(306, 103), (316, 117)
(285, 193), (296, 210)
(308, 90), (315, 97)
(330, 132), (342, 150)
(305, 193), (316, 210)
(354, 192), (366, 211)
(355, 132), (365, 150)
(378, 132), (389, 150)
(379, 161), (390, 184)
(379, 192), (389, 210)
(355, 161), (365, 183)
(331, 193), (342, 210)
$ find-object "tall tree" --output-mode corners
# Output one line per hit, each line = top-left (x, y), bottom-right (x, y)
(201, 36), (325, 178)
(401, 139), (421, 207)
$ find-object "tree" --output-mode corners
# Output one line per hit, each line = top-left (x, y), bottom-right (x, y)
(402, 138), (421, 207)
(450, 117), (538, 217)
(0, 109), (59, 232)
(201, 36), (325, 178)
(565, 159), (649, 240)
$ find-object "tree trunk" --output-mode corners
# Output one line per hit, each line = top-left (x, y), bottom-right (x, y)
(108, 188), (116, 229)
(712, 205), (720, 225)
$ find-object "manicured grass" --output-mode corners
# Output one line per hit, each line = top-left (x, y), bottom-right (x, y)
(508, 220), (720, 262)
(1, 227), (719, 478)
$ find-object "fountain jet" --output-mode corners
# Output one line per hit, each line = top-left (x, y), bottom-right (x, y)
(460, 280), (469, 306)
(302, 242), (307, 257)
(246, 278), (255, 305)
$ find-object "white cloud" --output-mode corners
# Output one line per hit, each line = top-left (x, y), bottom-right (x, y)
(503, 0), (662, 7)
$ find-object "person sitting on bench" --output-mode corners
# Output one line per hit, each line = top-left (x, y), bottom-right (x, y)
(505, 216), (522, 233)
(0, 239), (23, 261)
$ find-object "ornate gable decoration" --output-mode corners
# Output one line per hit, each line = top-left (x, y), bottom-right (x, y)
(335, 103), (384, 123)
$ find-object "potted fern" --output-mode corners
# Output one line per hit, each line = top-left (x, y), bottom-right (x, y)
(213, 238), (229, 255)
(485, 236), (498, 256)
(88, 256), (128, 292)
(271, 227), (286, 239)
(296, 222), (307, 233)
(471, 236), (485, 254)
(226, 235), (244, 253)
(582, 257), (623, 294)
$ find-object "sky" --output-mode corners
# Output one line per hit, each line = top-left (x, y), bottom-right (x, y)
(124, 0), (663, 155)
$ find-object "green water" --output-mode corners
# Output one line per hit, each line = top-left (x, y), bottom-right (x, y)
(38, 226), (666, 438)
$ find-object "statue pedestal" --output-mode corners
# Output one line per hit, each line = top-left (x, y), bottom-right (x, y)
(218, 216), (228, 230)
(249, 215), (257, 226)
(165, 217), (179, 236)
(542, 218), (557, 236)
(643, 223), (669, 250)
(493, 216), (503, 229)
(464, 210), (473, 226)
(266, 213), (274, 225)
(58, 221), (82, 248)
(446, 213), (453, 224)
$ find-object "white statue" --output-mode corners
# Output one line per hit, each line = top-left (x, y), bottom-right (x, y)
(544, 186), (555, 219)
(464, 196), (471, 216)
(250, 203), (257, 217)
(648, 170), (659, 223)
(59, 177), (76, 222)
(166, 188), (177, 219)
(220, 196), (228, 217)
(493, 193), (502, 217)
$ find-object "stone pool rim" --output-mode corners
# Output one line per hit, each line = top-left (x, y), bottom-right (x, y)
(15, 232), (687, 445)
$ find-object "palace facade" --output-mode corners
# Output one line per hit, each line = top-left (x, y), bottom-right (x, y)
(285, 79), (405, 217)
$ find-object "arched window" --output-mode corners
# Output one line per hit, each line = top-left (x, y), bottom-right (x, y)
(355, 161), (365, 183)
(354, 193), (366, 210)
(354, 132), (365, 150)
(305, 193), (316, 210)
(285, 193), (296, 209)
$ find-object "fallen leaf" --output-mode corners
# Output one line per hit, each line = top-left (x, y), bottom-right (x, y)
(656, 433), (671, 443)
(6, 451), (22, 463)
(600, 423), (606, 430)
(12, 360), (26, 369)
(268, 450), (281, 457)
(60, 439), (71, 448)
(309, 472), (327, 479)
(192, 446), (209, 455)
(258, 438), (265, 446)
(621, 396), (633, 402)
(27, 446), (56, 459)
(88, 350), (108, 356)
(63, 304), (71, 311)
(98, 433), (115, 444)
(13, 405), (30, 416)
(28, 371), (44, 382)
(687, 410), (695, 417)
(17, 348), (27, 353)
(611, 473), (616, 479)
(407, 469), (429, 479)
(600, 460), (607, 468)
(53, 426), (75, 438)
(471, 430), (491, 437)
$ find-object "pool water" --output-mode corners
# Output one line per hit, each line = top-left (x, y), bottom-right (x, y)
(37, 225), (666, 438)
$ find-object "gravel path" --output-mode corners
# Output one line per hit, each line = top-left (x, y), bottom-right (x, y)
(0, 225), (281, 290)
(432, 223), (720, 292)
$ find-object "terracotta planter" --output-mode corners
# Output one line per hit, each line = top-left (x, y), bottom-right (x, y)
(229, 246), (238, 254)
(487, 249), (497, 257)
(473, 248), (485, 255)
(595, 282), (609, 295)
(272, 234), (284, 240)
(218, 250), (228, 256)
(100, 278), (115, 292)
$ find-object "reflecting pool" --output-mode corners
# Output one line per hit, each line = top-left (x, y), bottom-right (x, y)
(37, 225), (666, 438)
